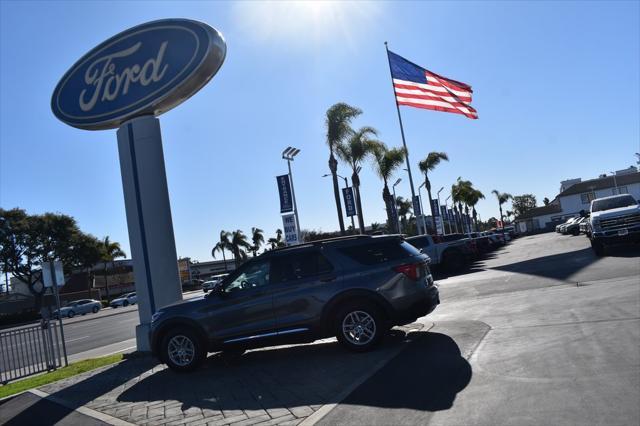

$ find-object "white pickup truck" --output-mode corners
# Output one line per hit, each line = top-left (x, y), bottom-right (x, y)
(589, 194), (640, 256)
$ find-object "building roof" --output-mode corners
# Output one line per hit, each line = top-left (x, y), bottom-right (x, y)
(558, 172), (640, 197)
(516, 203), (563, 220)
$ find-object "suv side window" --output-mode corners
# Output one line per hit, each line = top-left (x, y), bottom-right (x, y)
(339, 240), (416, 265)
(408, 236), (429, 248)
(271, 251), (334, 284)
(224, 260), (270, 292)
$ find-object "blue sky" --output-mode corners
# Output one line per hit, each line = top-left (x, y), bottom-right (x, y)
(1, 1), (638, 262)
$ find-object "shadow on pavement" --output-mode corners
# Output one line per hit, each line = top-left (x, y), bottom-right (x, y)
(335, 331), (471, 411)
(491, 247), (600, 280)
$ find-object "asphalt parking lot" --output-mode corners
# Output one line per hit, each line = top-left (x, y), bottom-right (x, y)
(2, 232), (639, 426)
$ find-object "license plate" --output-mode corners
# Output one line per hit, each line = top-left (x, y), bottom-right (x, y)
(618, 229), (629, 236)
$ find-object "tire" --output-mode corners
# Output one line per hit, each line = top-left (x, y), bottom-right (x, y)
(161, 327), (206, 372)
(571, 228), (580, 236)
(67, 310), (75, 318)
(335, 302), (385, 352)
(92, 306), (99, 313)
(123, 300), (129, 307)
(591, 239), (606, 257)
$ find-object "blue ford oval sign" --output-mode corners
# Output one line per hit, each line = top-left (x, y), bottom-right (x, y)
(52, 19), (226, 130)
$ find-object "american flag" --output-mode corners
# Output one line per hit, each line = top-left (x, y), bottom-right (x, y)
(388, 50), (478, 119)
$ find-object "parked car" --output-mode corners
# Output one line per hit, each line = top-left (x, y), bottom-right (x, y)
(202, 274), (228, 293)
(110, 292), (137, 308)
(556, 217), (578, 233)
(54, 299), (101, 318)
(589, 194), (640, 256)
(580, 217), (591, 237)
(150, 235), (440, 372)
(406, 234), (470, 271)
(563, 217), (585, 236)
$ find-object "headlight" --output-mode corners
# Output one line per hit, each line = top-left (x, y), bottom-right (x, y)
(151, 311), (164, 323)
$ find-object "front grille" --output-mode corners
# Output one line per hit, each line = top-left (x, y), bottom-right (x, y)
(600, 213), (640, 231)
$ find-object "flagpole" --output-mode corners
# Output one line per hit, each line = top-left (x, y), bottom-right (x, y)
(384, 42), (423, 235)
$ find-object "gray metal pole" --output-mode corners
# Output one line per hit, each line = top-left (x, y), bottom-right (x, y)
(344, 177), (356, 232)
(384, 42), (422, 235)
(49, 262), (68, 366)
(418, 187), (427, 234)
(287, 159), (301, 243)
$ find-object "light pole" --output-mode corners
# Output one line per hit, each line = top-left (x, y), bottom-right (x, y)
(444, 194), (452, 234)
(392, 178), (402, 233)
(418, 182), (428, 235)
(282, 146), (301, 242)
(436, 187), (444, 235)
(610, 171), (619, 195)
(323, 173), (356, 232)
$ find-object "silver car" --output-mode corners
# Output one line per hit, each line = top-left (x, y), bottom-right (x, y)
(110, 292), (137, 308)
(54, 299), (102, 318)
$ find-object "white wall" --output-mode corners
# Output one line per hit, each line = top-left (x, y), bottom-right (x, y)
(559, 182), (640, 214)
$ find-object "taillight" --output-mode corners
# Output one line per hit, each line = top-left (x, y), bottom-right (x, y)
(393, 262), (423, 280)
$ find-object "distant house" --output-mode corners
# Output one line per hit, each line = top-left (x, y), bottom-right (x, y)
(516, 167), (640, 233)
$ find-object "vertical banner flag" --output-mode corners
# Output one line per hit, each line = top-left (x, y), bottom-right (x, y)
(342, 187), (357, 217)
(282, 213), (299, 245)
(431, 199), (440, 216)
(412, 196), (421, 217)
(276, 175), (293, 213)
(387, 50), (478, 119)
(435, 216), (444, 235)
(440, 205), (447, 218)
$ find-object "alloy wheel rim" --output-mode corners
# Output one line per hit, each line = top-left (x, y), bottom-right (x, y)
(167, 335), (195, 367)
(342, 310), (376, 345)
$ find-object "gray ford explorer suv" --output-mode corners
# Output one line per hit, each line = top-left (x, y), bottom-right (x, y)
(150, 235), (440, 372)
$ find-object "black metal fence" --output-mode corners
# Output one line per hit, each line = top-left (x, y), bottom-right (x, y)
(0, 320), (65, 384)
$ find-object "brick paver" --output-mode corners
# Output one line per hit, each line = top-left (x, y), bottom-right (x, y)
(38, 325), (424, 425)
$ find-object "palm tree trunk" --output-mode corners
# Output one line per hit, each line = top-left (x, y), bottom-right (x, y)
(221, 249), (227, 271)
(426, 178), (435, 234)
(498, 204), (504, 229)
(329, 154), (345, 235)
(353, 172), (365, 234)
(383, 184), (397, 233)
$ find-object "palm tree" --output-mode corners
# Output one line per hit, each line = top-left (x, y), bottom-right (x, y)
(466, 189), (485, 231)
(228, 230), (251, 266)
(335, 126), (379, 234)
(250, 227), (265, 257)
(325, 103), (362, 235)
(418, 152), (449, 231)
(505, 210), (515, 223)
(452, 177), (473, 234)
(211, 230), (231, 271)
(395, 196), (413, 233)
(100, 236), (126, 301)
(267, 229), (284, 249)
(491, 190), (512, 229)
(372, 143), (406, 233)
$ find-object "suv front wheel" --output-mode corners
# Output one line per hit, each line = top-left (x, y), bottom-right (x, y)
(161, 327), (206, 372)
(335, 303), (385, 352)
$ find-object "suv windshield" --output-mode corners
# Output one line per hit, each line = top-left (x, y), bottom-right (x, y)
(591, 195), (637, 212)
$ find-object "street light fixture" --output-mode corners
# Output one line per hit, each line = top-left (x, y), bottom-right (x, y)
(282, 146), (301, 243)
(322, 173), (356, 231)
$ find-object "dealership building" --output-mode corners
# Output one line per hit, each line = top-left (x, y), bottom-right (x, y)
(516, 166), (640, 233)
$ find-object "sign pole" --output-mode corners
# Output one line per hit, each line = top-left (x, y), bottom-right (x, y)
(49, 262), (68, 366)
(384, 42), (423, 235)
(117, 116), (182, 351)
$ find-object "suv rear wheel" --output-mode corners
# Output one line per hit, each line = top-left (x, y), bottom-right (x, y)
(590, 239), (606, 256)
(161, 327), (206, 372)
(335, 302), (384, 352)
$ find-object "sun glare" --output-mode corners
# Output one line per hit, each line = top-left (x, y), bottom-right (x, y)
(232, 1), (380, 48)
